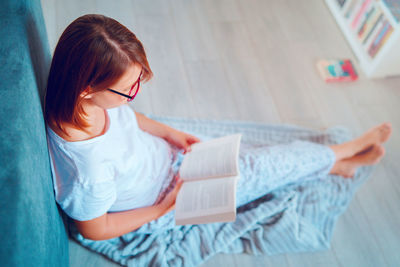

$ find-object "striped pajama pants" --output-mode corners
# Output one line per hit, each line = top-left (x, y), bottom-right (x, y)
(135, 140), (336, 234)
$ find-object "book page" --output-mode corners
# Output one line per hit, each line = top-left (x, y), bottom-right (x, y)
(175, 176), (237, 225)
(179, 134), (241, 181)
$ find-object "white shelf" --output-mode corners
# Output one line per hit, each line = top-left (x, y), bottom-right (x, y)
(325, 0), (400, 78)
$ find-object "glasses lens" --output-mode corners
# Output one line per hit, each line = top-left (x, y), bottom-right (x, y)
(127, 81), (140, 102)
(127, 71), (142, 102)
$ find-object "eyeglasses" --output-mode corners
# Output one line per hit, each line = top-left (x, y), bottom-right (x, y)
(107, 70), (142, 102)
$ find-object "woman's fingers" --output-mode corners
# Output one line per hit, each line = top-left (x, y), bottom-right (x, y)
(166, 203), (175, 214)
(189, 135), (201, 144)
(173, 178), (183, 193)
(159, 180), (183, 215)
(162, 177), (183, 205)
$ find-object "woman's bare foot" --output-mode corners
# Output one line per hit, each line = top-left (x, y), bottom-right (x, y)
(329, 122), (392, 161)
(329, 144), (385, 178)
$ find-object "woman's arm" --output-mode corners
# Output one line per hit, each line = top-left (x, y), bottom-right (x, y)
(134, 111), (173, 139)
(74, 177), (183, 240)
(74, 205), (163, 240)
(134, 111), (200, 153)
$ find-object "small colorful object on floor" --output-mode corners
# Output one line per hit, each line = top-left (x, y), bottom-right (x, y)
(316, 59), (358, 82)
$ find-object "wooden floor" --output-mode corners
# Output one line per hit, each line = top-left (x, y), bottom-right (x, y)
(41, 0), (400, 266)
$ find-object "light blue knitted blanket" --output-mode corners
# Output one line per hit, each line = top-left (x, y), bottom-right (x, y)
(69, 116), (374, 267)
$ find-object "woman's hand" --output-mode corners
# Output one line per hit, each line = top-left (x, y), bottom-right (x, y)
(165, 128), (201, 154)
(157, 174), (184, 216)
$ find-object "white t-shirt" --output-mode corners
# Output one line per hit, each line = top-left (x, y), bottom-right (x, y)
(47, 105), (173, 221)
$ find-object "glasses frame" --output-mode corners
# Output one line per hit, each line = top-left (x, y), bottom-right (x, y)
(107, 70), (142, 102)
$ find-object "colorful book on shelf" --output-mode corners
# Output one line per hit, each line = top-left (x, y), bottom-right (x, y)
(363, 13), (384, 47)
(345, 0), (360, 19)
(348, 0), (365, 22)
(341, 0), (354, 14)
(360, 6), (384, 43)
(316, 59), (358, 82)
(357, 3), (376, 38)
(368, 19), (390, 54)
(364, 14), (386, 47)
(351, 0), (373, 30)
(368, 20), (394, 58)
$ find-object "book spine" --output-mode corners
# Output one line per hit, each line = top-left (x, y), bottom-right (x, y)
(369, 23), (394, 58)
(363, 13), (385, 47)
(345, 0), (360, 19)
(367, 18), (386, 52)
(357, 4), (376, 38)
(341, 0), (354, 14)
(368, 20), (392, 58)
(351, 0), (372, 29)
(361, 7), (383, 43)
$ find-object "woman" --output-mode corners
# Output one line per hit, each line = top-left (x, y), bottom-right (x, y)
(45, 14), (392, 241)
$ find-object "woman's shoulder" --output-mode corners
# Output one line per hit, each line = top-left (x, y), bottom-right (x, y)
(49, 122), (93, 142)
(49, 108), (110, 142)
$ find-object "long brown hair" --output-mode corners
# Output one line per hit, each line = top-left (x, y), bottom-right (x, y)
(44, 14), (153, 136)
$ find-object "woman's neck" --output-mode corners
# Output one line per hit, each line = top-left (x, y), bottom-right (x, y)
(81, 100), (104, 126)
(52, 101), (108, 142)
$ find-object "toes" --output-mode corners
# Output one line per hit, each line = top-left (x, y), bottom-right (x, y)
(382, 124), (392, 133)
(384, 122), (392, 128)
(372, 145), (385, 164)
(380, 123), (390, 131)
(378, 122), (392, 143)
(374, 145), (385, 156)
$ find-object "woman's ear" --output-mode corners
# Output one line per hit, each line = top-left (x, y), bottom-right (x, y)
(80, 86), (93, 99)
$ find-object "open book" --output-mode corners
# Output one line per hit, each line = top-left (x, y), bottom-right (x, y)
(175, 134), (242, 225)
